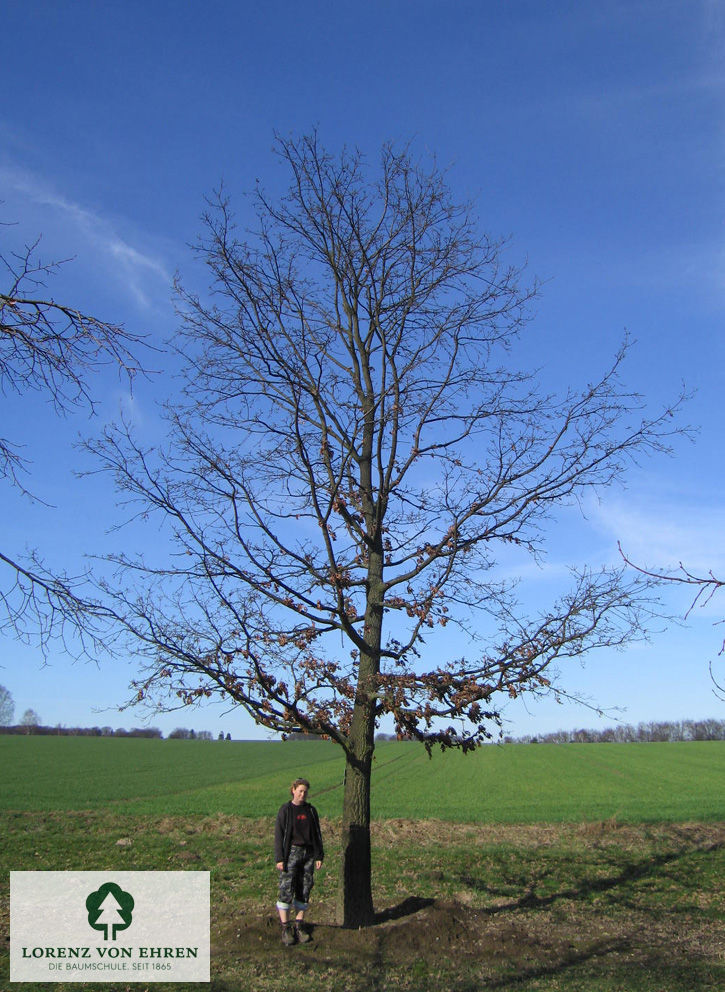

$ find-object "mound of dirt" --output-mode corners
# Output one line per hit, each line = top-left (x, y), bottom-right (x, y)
(226, 898), (560, 971)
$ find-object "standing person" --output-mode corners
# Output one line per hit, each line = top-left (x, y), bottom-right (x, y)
(274, 777), (324, 946)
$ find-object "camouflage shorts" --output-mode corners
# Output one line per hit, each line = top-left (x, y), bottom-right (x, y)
(277, 845), (316, 911)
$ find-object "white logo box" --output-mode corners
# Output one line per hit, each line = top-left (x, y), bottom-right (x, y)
(10, 871), (210, 983)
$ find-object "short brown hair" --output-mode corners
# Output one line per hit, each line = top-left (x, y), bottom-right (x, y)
(290, 778), (310, 795)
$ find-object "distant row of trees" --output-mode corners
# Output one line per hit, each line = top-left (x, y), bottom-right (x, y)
(0, 722), (234, 739)
(0, 724), (163, 737)
(0, 687), (235, 738)
(168, 728), (232, 741)
(506, 719), (725, 744)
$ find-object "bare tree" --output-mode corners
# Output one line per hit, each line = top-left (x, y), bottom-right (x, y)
(19, 707), (40, 727)
(0, 683), (14, 725)
(0, 226), (146, 650)
(89, 133), (682, 926)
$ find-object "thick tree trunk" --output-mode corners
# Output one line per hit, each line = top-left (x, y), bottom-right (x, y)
(337, 746), (375, 927)
(336, 422), (383, 927)
(336, 574), (380, 927)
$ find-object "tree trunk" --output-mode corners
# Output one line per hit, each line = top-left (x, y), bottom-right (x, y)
(337, 746), (375, 927)
(336, 429), (383, 927)
(336, 598), (379, 927)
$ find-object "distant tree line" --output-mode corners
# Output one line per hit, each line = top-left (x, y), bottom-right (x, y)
(168, 727), (232, 740)
(0, 724), (164, 737)
(0, 723), (234, 739)
(505, 719), (725, 744)
(0, 688), (235, 738)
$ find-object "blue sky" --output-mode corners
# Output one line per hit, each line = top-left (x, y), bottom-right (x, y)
(1, 0), (723, 740)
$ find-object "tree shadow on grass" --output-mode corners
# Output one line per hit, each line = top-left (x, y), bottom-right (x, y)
(374, 895), (436, 924)
(481, 943), (723, 992)
(460, 834), (724, 916)
(439, 833), (725, 990)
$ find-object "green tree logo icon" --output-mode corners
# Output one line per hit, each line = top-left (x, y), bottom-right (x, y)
(86, 882), (134, 940)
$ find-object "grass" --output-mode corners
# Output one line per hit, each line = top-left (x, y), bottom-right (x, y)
(1, 736), (724, 821)
(1, 737), (723, 990)
(2, 812), (723, 991)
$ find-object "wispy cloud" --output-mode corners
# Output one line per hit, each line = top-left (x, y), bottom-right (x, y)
(0, 164), (172, 309)
(590, 491), (725, 576)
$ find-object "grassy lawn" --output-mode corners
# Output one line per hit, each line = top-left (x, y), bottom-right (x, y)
(1, 738), (723, 990)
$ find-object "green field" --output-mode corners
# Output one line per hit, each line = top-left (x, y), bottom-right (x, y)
(1, 736), (724, 821)
(1, 737), (723, 992)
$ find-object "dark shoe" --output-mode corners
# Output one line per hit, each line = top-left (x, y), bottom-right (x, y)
(281, 923), (296, 946)
(294, 923), (311, 944)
